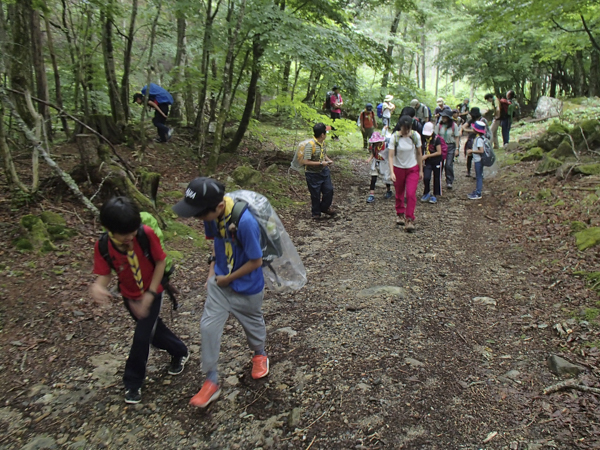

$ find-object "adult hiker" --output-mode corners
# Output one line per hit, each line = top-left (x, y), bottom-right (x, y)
(484, 93), (501, 149)
(410, 98), (432, 123)
(381, 95), (396, 128)
(329, 86), (343, 141)
(388, 115), (423, 233)
(297, 123), (336, 220)
(133, 83), (174, 143)
(459, 99), (470, 124)
(434, 98), (451, 124)
(499, 90), (519, 146)
(359, 103), (377, 150)
(172, 177), (270, 408)
(436, 109), (461, 189)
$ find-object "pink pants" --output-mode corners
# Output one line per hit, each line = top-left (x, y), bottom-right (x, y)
(393, 165), (419, 221)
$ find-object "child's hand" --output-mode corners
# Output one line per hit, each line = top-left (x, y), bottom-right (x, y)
(215, 275), (231, 288)
(90, 282), (112, 306)
(130, 291), (154, 319)
(467, 149), (472, 155)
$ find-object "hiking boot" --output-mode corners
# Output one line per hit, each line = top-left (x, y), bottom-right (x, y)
(312, 215), (322, 221)
(125, 388), (142, 404)
(322, 208), (337, 216)
(429, 196), (437, 204)
(404, 219), (415, 233)
(396, 214), (405, 226)
(366, 194), (375, 203)
(420, 193), (431, 203)
(384, 190), (393, 200)
(251, 355), (269, 379)
(190, 380), (221, 408)
(465, 172), (471, 177)
(167, 128), (174, 141)
(153, 137), (163, 143)
(468, 193), (482, 200)
(168, 352), (189, 376)
(446, 184), (453, 190)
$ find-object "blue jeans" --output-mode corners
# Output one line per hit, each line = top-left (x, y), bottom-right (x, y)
(500, 118), (511, 145)
(305, 168), (334, 216)
(474, 160), (483, 196)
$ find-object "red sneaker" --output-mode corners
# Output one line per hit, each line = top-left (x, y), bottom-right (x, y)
(251, 355), (269, 379)
(189, 380), (221, 408)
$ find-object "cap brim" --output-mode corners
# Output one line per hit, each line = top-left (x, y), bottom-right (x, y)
(172, 199), (206, 218)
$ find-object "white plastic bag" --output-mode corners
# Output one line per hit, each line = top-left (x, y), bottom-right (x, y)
(228, 190), (307, 293)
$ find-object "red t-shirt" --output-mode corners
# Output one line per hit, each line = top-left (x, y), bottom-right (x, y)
(361, 110), (375, 128)
(93, 225), (166, 299)
(330, 93), (342, 114)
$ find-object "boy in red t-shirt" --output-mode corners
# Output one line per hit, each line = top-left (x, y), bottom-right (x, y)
(90, 197), (188, 404)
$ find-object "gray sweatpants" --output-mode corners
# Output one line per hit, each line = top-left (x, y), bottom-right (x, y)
(200, 276), (266, 374)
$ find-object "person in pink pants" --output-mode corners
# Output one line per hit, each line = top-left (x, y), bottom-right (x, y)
(388, 115), (423, 232)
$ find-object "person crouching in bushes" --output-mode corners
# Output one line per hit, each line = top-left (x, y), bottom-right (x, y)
(366, 131), (392, 203)
(388, 115), (423, 232)
(420, 122), (444, 204)
(467, 121), (486, 200)
(90, 197), (189, 404)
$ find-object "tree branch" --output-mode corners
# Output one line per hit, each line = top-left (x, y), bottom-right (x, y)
(581, 15), (600, 52)
(550, 17), (584, 33)
(6, 88), (134, 177)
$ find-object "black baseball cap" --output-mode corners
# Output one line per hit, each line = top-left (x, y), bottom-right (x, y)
(172, 177), (225, 218)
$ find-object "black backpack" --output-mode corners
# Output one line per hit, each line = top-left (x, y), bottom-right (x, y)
(98, 227), (179, 310)
(324, 91), (332, 111)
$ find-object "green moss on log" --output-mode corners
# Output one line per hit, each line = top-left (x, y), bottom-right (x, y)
(575, 227), (600, 251)
(40, 211), (66, 227)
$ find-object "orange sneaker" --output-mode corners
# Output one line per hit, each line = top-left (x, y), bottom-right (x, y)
(189, 380), (221, 408)
(251, 355), (269, 379)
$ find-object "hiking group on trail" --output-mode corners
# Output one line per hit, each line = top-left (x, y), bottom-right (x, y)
(310, 86), (515, 231)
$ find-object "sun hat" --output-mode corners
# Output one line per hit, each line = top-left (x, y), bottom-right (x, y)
(410, 99), (419, 108)
(422, 122), (434, 136)
(470, 107), (481, 119)
(441, 109), (453, 118)
(384, 95), (394, 102)
(472, 121), (486, 134)
(365, 103), (373, 110)
(332, 85), (339, 90)
(401, 106), (416, 118)
(172, 177), (225, 218)
(436, 97), (444, 105)
(368, 131), (385, 143)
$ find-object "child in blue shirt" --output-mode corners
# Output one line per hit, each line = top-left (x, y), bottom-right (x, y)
(173, 177), (269, 408)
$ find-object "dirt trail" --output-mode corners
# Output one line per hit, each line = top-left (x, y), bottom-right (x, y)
(0, 155), (588, 449)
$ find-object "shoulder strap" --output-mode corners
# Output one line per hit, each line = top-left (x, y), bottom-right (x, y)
(98, 233), (114, 271)
(136, 225), (154, 266)
(310, 140), (317, 156)
(411, 131), (418, 147)
(230, 200), (249, 229)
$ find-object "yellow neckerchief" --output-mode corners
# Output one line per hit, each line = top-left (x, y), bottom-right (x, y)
(109, 232), (144, 293)
(216, 196), (235, 275)
(313, 137), (325, 162)
(424, 136), (432, 155)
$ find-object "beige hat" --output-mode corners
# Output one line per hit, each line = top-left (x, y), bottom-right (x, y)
(436, 97), (444, 105)
(384, 95), (394, 102)
(410, 99), (419, 108)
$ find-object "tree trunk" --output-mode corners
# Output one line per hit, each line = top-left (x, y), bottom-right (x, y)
(101, 2), (125, 125)
(589, 49), (599, 97)
(416, 54), (420, 89)
(7, 1), (35, 128)
(169, 16), (187, 123)
(291, 60), (301, 101)
(44, 16), (70, 136)
(381, 9), (402, 89)
(421, 30), (426, 91)
(550, 63), (558, 98)
(397, 24), (408, 80)
(281, 59), (292, 94)
(303, 69), (321, 104)
(207, 0), (246, 171)
(31, 8), (52, 140)
(120, 0), (137, 122)
(224, 35), (264, 154)
(139, 0), (163, 153)
(254, 84), (262, 120)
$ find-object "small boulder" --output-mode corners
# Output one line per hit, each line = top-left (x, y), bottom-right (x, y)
(538, 123), (569, 151)
(521, 147), (544, 162)
(40, 211), (66, 227)
(534, 96), (563, 119)
(288, 407), (302, 428)
(553, 138), (575, 161)
(535, 155), (563, 175)
(547, 355), (585, 377)
(232, 165), (262, 186)
(574, 227), (600, 251)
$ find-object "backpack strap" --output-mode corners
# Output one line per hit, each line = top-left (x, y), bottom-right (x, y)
(136, 225), (154, 265)
(229, 200), (249, 247)
(98, 232), (115, 272)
